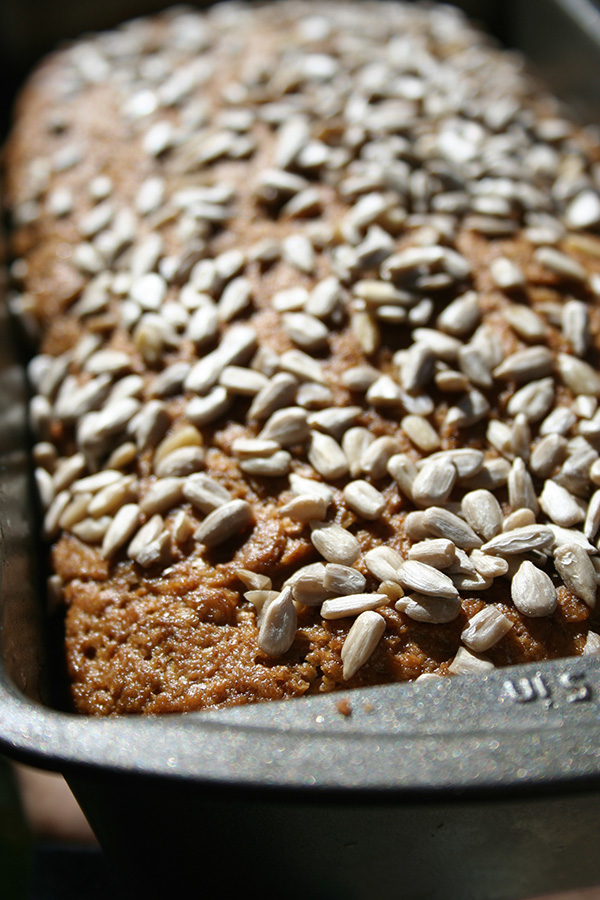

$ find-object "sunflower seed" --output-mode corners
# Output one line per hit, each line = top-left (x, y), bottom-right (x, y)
(447, 647), (494, 674)
(539, 406), (577, 437)
(562, 299), (590, 357)
(59, 492), (92, 530)
(343, 480), (385, 520)
(366, 374), (403, 408)
(52, 453), (88, 493)
(351, 310), (380, 356)
(461, 606), (513, 652)
(247, 373), (298, 421)
(35, 467), (55, 510)
(386, 453), (417, 498)
(259, 407), (310, 446)
(71, 516), (110, 544)
(138, 477), (184, 516)
(460, 490), (503, 541)
(422, 507), (483, 549)
(323, 564), (367, 596)
(182, 473), (231, 514)
(469, 549), (509, 578)
(408, 538), (456, 568)
(72, 470), (123, 494)
(556, 354), (600, 396)
(258, 585), (297, 656)
(457, 343), (493, 388)
(511, 560), (557, 617)
(412, 328), (462, 362)
(236, 569), (273, 592)
(434, 369), (469, 394)
(340, 428), (373, 478)
(482, 525), (554, 556)
(304, 277), (341, 319)
(154, 425), (203, 467)
(584, 490), (600, 541)
(436, 291), (480, 337)
(311, 522), (361, 566)
(321, 593), (388, 620)
(502, 508), (536, 532)
(131, 528), (172, 569)
(218, 277), (252, 322)
(289, 474), (334, 503)
(401, 415), (440, 452)
(288, 564), (330, 606)
(451, 569), (494, 591)
(239, 451), (292, 477)
(186, 386), (232, 427)
(508, 457), (539, 514)
(219, 366), (269, 396)
(583, 632), (600, 655)
(493, 346), (554, 383)
(399, 342), (435, 393)
(489, 257), (525, 290)
(245, 590), (279, 616)
(279, 349), (325, 384)
(101, 503), (141, 558)
(396, 559), (458, 598)
(548, 524), (596, 553)
(282, 233), (315, 273)
(395, 592), (461, 624)
(554, 543), (597, 608)
(341, 610), (386, 680)
(130, 401), (170, 451)
(412, 457), (457, 507)
(539, 480), (586, 527)
(507, 378), (555, 422)
(282, 312), (329, 352)
(364, 546), (403, 583)
(195, 499), (254, 548)
(308, 431), (348, 481)
(88, 476), (137, 517)
(555, 445), (598, 496)
(341, 365), (380, 393)
(308, 407), (362, 439)
(427, 448), (485, 481)
(534, 246), (586, 282)
(445, 389), (490, 428)
(154, 446), (204, 478)
(279, 494), (329, 522)
(503, 305), (546, 342)
(361, 436), (401, 481)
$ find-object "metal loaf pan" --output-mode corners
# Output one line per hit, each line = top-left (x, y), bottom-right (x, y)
(2, 2), (600, 898)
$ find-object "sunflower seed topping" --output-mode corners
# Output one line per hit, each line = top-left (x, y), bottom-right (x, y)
(311, 522), (361, 566)
(22, 0), (600, 698)
(341, 611), (386, 680)
(396, 560), (459, 599)
(258, 586), (297, 656)
(195, 499), (254, 548)
(395, 593), (461, 624)
(321, 593), (388, 620)
(511, 560), (557, 617)
(461, 607), (513, 652)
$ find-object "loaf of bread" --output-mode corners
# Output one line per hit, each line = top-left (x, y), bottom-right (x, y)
(5, 0), (600, 714)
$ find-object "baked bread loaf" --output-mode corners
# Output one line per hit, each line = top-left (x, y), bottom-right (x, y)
(5, 0), (600, 714)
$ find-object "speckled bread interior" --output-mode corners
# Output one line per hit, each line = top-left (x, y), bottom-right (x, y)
(5, 0), (600, 714)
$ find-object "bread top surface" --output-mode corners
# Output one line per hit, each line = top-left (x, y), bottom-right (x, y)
(5, 1), (600, 714)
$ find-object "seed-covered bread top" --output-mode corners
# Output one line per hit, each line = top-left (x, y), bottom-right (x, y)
(5, 0), (600, 714)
